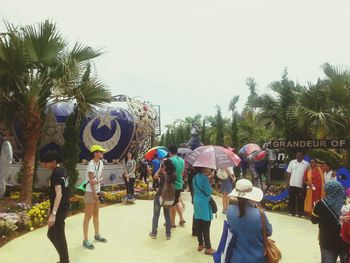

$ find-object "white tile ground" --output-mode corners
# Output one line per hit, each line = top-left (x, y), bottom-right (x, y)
(0, 192), (320, 263)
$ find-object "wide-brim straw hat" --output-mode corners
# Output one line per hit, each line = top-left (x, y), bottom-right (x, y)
(228, 179), (263, 202)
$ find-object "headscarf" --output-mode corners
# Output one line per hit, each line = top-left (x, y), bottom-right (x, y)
(324, 181), (345, 216)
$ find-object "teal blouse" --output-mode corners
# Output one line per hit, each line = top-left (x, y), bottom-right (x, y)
(193, 173), (213, 221)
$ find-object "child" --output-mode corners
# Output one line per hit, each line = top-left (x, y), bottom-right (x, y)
(41, 151), (70, 263)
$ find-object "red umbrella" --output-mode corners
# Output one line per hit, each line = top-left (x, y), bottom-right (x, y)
(185, 145), (241, 170)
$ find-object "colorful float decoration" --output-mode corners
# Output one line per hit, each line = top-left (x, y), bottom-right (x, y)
(13, 95), (157, 162)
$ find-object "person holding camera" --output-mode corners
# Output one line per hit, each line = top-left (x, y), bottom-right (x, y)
(83, 145), (107, 250)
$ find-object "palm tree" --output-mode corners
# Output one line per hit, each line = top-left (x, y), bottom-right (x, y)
(62, 63), (111, 192)
(215, 106), (224, 146)
(249, 69), (304, 139)
(288, 64), (350, 139)
(0, 20), (110, 204)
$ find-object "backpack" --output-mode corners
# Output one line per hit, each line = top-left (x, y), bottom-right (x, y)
(160, 174), (175, 208)
(216, 168), (229, 180)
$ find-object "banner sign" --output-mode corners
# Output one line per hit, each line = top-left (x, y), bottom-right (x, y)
(270, 139), (350, 149)
(153, 105), (161, 136)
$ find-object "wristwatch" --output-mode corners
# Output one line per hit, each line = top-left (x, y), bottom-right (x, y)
(52, 211), (57, 216)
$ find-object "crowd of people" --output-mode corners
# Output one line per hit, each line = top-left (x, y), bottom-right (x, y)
(40, 145), (350, 263)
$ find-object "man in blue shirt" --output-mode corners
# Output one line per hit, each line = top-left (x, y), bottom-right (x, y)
(151, 154), (160, 190)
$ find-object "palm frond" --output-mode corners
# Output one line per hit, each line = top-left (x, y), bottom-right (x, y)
(70, 42), (103, 62)
(21, 20), (66, 66)
(229, 95), (239, 112)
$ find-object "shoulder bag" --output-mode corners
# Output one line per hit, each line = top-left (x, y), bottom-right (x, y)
(194, 178), (218, 214)
(258, 207), (282, 263)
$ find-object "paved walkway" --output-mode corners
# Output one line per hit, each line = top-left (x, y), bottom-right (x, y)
(0, 192), (320, 263)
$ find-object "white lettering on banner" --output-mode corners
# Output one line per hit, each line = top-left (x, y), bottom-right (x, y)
(331, 140), (339, 147)
(277, 153), (285, 162)
(272, 141), (279, 148)
(293, 142), (299, 147)
(320, 141), (327, 147)
(340, 140), (346, 147)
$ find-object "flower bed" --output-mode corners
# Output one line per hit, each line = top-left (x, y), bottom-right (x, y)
(262, 183), (289, 212)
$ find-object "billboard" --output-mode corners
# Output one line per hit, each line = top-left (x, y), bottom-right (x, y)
(153, 105), (161, 136)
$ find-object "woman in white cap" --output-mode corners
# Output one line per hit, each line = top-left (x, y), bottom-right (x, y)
(226, 179), (272, 263)
(82, 145), (108, 250)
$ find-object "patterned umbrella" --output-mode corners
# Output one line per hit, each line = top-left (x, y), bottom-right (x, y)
(239, 143), (261, 158)
(185, 145), (241, 169)
(144, 146), (168, 161)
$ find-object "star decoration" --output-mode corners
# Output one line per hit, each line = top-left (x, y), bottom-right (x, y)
(97, 109), (117, 130)
(40, 108), (65, 148)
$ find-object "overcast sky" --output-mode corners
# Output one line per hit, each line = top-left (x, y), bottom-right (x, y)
(2, 0), (350, 132)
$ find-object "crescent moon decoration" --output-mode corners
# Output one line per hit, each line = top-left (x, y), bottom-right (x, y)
(83, 117), (121, 153)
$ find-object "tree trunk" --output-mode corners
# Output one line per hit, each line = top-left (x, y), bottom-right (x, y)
(20, 101), (42, 205)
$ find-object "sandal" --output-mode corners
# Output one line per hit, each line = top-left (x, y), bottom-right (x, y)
(179, 220), (186, 226)
(205, 248), (216, 255)
(197, 245), (205, 251)
(94, 235), (107, 243)
(83, 240), (95, 250)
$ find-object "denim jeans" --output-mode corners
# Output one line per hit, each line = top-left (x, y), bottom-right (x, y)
(320, 247), (347, 263)
(152, 196), (171, 237)
(124, 178), (135, 199)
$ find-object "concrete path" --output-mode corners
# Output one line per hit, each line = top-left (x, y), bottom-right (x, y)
(0, 192), (320, 263)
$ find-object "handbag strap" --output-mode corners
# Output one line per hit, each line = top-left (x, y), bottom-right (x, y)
(86, 160), (101, 186)
(194, 177), (209, 197)
(321, 199), (341, 225)
(258, 207), (267, 256)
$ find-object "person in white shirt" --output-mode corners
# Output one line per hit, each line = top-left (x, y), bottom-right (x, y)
(324, 162), (337, 184)
(286, 152), (310, 217)
(83, 145), (107, 250)
(124, 151), (137, 203)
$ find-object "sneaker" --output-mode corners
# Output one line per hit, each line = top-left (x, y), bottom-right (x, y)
(128, 198), (136, 203)
(83, 240), (95, 250)
(166, 235), (171, 240)
(222, 210), (227, 214)
(149, 232), (157, 239)
(288, 213), (295, 216)
(94, 235), (107, 243)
